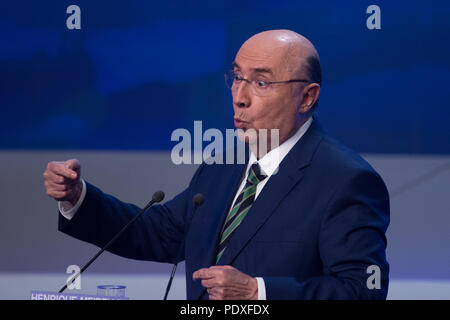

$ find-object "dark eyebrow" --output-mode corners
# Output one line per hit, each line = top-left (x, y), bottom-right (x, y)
(232, 61), (273, 75)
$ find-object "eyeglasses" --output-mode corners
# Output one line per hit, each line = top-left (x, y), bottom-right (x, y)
(224, 70), (309, 96)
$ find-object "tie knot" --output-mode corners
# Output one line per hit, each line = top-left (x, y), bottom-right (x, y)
(247, 162), (267, 185)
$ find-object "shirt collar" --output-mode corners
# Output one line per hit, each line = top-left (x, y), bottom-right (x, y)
(248, 116), (313, 178)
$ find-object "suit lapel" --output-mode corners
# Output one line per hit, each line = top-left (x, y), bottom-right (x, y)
(216, 119), (325, 267)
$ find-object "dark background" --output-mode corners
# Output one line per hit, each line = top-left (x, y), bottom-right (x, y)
(1, 0), (449, 153)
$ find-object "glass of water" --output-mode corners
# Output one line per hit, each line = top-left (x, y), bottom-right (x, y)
(97, 285), (126, 298)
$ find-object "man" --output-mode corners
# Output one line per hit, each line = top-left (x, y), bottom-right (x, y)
(43, 30), (390, 299)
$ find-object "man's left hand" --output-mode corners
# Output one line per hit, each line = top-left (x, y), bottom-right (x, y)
(193, 265), (258, 300)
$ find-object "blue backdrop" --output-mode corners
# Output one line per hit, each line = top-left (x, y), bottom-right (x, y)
(1, 0), (449, 154)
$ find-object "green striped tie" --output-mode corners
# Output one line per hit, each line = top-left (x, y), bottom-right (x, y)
(216, 162), (267, 264)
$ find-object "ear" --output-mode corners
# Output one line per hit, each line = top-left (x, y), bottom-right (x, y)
(299, 83), (320, 114)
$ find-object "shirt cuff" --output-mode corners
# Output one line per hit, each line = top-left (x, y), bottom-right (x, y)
(58, 179), (86, 220)
(255, 277), (266, 300)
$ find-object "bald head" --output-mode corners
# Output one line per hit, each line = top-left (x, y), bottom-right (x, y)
(237, 29), (320, 83)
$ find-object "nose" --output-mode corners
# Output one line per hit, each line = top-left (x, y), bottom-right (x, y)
(233, 81), (251, 109)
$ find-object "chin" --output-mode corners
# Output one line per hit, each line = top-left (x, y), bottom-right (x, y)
(237, 128), (258, 146)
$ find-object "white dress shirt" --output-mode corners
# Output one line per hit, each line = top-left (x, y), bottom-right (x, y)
(59, 116), (313, 300)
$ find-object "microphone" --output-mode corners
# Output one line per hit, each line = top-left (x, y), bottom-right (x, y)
(163, 193), (205, 300)
(58, 190), (165, 293)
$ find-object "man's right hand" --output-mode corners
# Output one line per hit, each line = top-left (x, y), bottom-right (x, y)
(43, 159), (82, 206)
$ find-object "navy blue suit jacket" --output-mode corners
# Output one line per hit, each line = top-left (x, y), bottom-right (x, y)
(59, 118), (390, 299)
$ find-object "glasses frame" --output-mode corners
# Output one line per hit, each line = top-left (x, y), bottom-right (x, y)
(224, 70), (310, 96)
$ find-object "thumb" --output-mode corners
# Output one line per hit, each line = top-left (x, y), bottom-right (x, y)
(64, 159), (81, 175)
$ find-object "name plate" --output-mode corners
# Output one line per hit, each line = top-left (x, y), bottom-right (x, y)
(30, 290), (128, 300)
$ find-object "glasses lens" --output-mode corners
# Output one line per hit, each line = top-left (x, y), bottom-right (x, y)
(223, 70), (270, 96)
